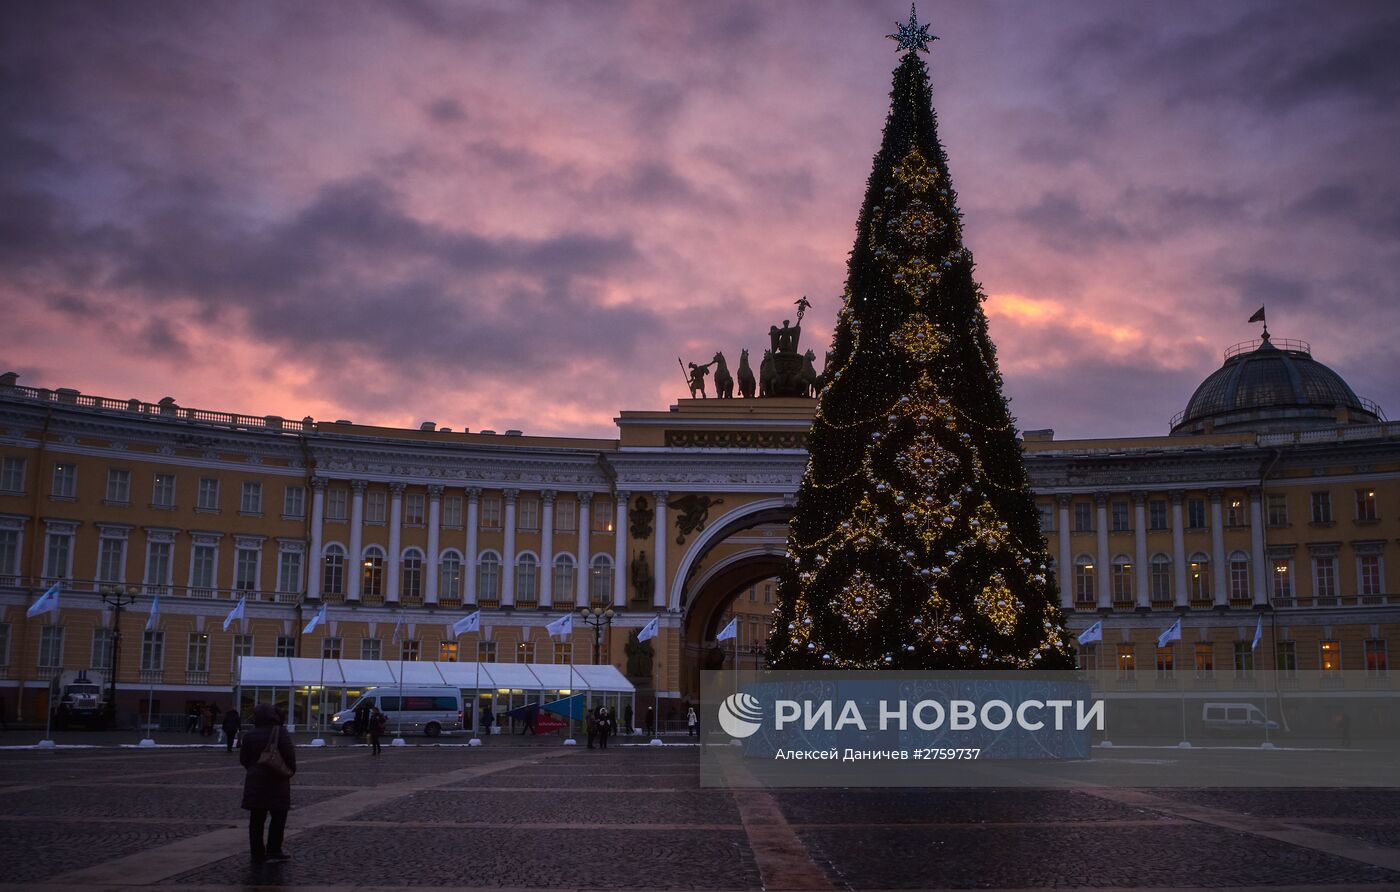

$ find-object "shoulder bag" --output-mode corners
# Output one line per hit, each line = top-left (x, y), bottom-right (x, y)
(257, 725), (294, 778)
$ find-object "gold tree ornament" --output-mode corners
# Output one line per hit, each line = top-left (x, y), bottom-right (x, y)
(893, 147), (938, 193)
(891, 314), (949, 362)
(976, 574), (1019, 636)
(838, 572), (889, 633)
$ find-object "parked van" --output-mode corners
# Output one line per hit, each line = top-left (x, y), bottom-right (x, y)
(332, 686), (464, 738)
(1201, 702), (1280, 734)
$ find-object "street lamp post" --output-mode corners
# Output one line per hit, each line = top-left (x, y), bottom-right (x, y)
(578, 606), (614, 665)
(99, 584), (139, 729)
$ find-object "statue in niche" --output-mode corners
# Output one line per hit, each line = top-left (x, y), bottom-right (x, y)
(625, 630), (654, 679)
(737, 349), (756, 398)
(630, 549), (653, 604)
(667, 494), (724, 545)
(629, 495), (653, 540)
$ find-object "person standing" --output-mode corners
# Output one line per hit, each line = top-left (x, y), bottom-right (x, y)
(187, 704), (202, 734)
(239, 704), (295, 864)
(645, 705), (655, 738)
(222, 707), (241, 753)
(585, 708), (598, 749)
(368, 707), (386, 756)
(687, 706), (698, 738)
(596, 707), (613, 750)
(354, 699), (371, 739)
(479, 702), (493, 737)
(623, 702), (633, 737)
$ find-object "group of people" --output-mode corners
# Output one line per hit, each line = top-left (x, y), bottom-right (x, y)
(187, 702), (225, 737)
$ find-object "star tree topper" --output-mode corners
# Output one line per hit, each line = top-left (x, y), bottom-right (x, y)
(887, 4), (937, 53)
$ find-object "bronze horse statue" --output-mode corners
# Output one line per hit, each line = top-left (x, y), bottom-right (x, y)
(737, 349), (756, 398)
(712, 352), (733, 399)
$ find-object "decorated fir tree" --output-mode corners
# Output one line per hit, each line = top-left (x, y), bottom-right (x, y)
(768, 9), (1073, 670)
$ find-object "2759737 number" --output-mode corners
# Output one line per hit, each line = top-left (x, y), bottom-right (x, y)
(912, 748), (981, 760)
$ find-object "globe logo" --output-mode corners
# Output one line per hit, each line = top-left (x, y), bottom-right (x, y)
(717, 692), (764, 739)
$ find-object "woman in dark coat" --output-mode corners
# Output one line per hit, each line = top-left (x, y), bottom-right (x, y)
(221, 707), (241, 753)
(239, 704), (296, 863)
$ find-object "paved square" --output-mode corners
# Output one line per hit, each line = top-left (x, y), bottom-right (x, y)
(2, 743), (1399, 891)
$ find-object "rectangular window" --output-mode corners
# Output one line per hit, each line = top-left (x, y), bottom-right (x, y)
(1037, 503), (1054, 532)
(1226, 497), (1246, 527)
(361, 638), (382, 661)
(282, 485), (305, 518)
(366, 489), (386, 524)
(97, 537), (125, 582)
(553, 642), (572, 665)
(516, 641), (535, 663)
(1276, 640), (1297, 676)
(400, 639), (420, 661)
(38, 625), (64, 668)
(1365, 639), (1388, 675)
(277, 550), (303, 594)
(1356, 488), (1378, 521)
(1313, 557), (1337, 599)
(764, 583), (773, 603)
(592, 498), (612, 533)
(1272, 560), (1293, 599)
(1266, 493), (1288, 526)
(555, 499), (577, 532)
(326, 488), (347, 521)
(478, 641), (497, 663)
(186, 633), (210, 673)
(232, 634), (253, 670)
(1116, 644), (1135, 677)
(321, 636), (342, 659)
(1150, 560), (1171, 604)
(1155, 646), (1174, 675)
(518, 498), (539, 531)
(1187, 498), (1207, 529)
(234, 547), (259, 593)
(1229, 558), (1250, 602)
(439, 641), (459, 662)
(197, 477), (219, 511)
(1359, 554), (1383, 597)
(1319, 640), (1341, 672)
(145, 541), (172, 591)
(1310, 491), (1332, 524)
(1110, 500), (1129, 532)
(140, 630), (164, 671)
(105, 468), (131, 503)
(1073, 502), (1092, 532)
(44, 531), (71, 579)
(274, 635), (295, 658)
(0, 456), (26, 493)
(91, 627), (114, 671)
(1148, 499), (1168, 531)
(405, 492), (425, 525)
(1194, 642), (1214, 675)
(190, 544), (217, 591)
(0, 529), (17, 580)
(151, 473), (176, 508)
(51, 463), (76, 499)
(442, 494), (463, 527)
(480, 496), (501, 529)
(1233, 641), (1253, 675)
(239, 481), (262, 514)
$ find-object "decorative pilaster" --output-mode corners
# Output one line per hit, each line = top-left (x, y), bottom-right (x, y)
(653, 491), (668, 608)
(308, 477), (326, 600)
(540, 490), (556, 607)
(501, 489), (519, 607)
(348, 480), (366, 601)
(426, 485), (443, 604)
(613, 491), (630, 608)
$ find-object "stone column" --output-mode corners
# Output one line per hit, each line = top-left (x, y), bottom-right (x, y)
(613, 491), (630, 608)
(426, 485), (443, 604)
(653, 491), (669, 608)
(540, 491), (556, 607)
(1248, 486), (1268, 607)
(1132, 491), (1150, 611)
(1170, 491), (1187, 609)
(308, 477), (326, 600)
(501, 489), (519, 607)
(1056, 495), (1072, 609)
(464, 488), (480, 605)
(1094, 492), (1111, 611)
(387, 483), (404, 603)
(1209, 488), (1227, 610)
(576, 494), (592, 607)
(348, 480), (365, 601)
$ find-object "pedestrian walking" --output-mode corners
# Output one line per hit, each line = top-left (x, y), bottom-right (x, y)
(222, 707), (242, 753)
(624, 703), (633, 737)
(187, 704), (202, 733)
(687, 706), (698, 737)
(596, 706), (614, 750)
(354, 699), (371, 739)
(239, 704), (295, 864)
(368, 707), (386, 755)
(479, 702), (493, 736)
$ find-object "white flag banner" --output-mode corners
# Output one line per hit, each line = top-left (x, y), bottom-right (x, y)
(302, 603), (327, 635)
(451, 610), (481, 637)
(1251, 614), (1264, 652)
(1157, 618), (1182, 649)
(391, 613), (403, 644)
(222, 597), (246, 632)
(145, 594), (160, 632)
(545, 613), (573, 638)
(637, 616), (660, 642)
(717, 616), (738, 641)
(26, 582), (60, 619)
(1076, 620), (1102, 646)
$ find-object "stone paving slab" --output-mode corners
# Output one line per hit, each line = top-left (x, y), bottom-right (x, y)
(1151, 789), (1400, 821)
(162, 825), (763, 889)
(353, 789), (741, 825)
(461, 772), (700, 790)
(798, 823), (1400, 889)
(0, 784), (345, 820)
(1292, 823), (1400, 851)
(0, 819), (229, 883)
(773, 789), (1172, 825)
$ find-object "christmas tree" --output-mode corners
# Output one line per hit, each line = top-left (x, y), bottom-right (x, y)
(767, 8), (1073, 670)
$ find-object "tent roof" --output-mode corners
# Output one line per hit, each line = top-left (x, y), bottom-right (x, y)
(237, 657), (633, 693)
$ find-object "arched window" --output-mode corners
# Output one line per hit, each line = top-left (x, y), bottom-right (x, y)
(1150, 553), (1172, 605)
(1188, 552), (1210, 604)
(1228, 550), (1250, 604)
(322, 544), (345, 596)
(1073, 555), (1095, 605)
(1112, 555), (1133, 605)
(401, 548), (423, 601)
(590, 554), (613, 605)
(362, 546), (385, 597)
(553, 554), (576, 599)
(516, 553), (539, 602)
(478, 551), (501, 603)
(439, 550), (462, 601)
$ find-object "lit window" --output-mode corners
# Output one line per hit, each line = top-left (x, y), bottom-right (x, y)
(1356, 489), (1378, 522)
(1319, 640), (1340, 673)
(1364, 640), (1388, 675)
(361, 547), (385, 597)
(1272, 560), (1293, 600)
(1073, 555), (1095, 605)
(440, 641), (459, 662)
(1116, 644), (1135, 677)
(1188, 553), (1210, 605)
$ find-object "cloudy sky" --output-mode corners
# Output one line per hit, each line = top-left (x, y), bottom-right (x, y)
(3, 1), (1397, 439)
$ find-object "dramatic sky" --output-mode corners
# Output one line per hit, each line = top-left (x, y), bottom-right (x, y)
(4, 1), (1398, 440)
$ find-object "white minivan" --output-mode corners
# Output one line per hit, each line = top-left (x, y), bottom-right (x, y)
(1201, 702), (1280, 734)
(332, 686), (464, 738)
